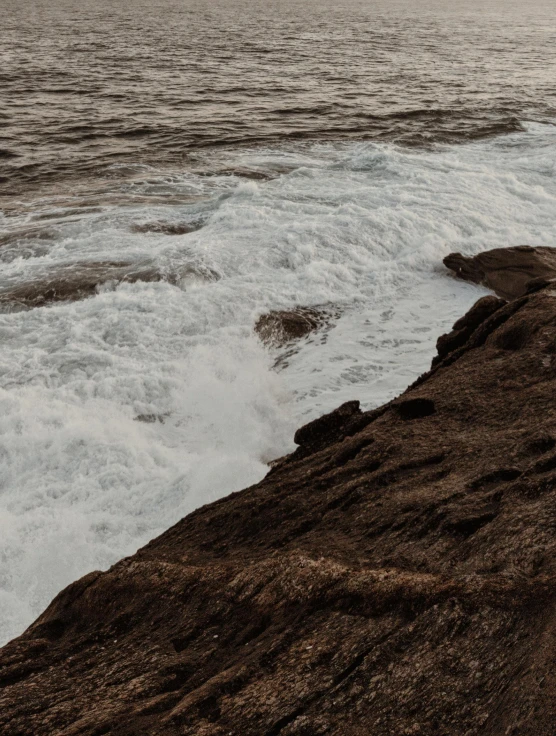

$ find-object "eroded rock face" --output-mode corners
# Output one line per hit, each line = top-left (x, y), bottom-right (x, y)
(444, 245), (556, 300)
(3, 290), (556, 735)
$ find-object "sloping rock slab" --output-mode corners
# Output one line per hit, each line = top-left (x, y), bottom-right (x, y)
(444, 245), (556, 300)
(3, 290), (556, 734)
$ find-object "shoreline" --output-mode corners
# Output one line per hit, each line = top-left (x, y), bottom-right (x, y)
(3, 252), (556, 734)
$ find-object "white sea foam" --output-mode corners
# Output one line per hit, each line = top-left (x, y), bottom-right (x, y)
(2, 123), (556, 644)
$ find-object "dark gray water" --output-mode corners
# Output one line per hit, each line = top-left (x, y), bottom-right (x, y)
(2, 0), (556, 198)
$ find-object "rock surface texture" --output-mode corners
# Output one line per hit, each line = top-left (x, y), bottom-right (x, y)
(444, 245), (556, 300)
(3, 280), (556, 734)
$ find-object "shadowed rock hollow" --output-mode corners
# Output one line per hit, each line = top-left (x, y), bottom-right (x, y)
(3, 280), (556, 734)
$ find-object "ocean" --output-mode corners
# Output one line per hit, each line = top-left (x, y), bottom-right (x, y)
(1, 0), (556, 645)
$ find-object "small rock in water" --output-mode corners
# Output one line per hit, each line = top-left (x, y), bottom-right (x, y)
(255, 305), (340, 347)
(134, 413), (169, 424)
(130, 220), (204, 235)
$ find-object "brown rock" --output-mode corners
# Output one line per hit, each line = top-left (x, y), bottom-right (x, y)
(433, 294), (505, 366)
(291, 400), (372, 462)
(3, 290), (556, 734)
(255, 306), (339, 347)
(444, 245), (556, 300)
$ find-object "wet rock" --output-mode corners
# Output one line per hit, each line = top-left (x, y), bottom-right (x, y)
(0, 260), (218, 309)
(215, 167), (277, 181)
(444, 245), (556, 300)
(0, 261), (164, 308)
(208, 165), (293, 181)
(4, 289), (556, 734)
(255, 306), (338, 347)
(134, 413), (169, 424)
(130, 220), (204, 235)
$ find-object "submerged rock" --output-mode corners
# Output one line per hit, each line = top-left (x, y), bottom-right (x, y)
(134, 413), (169, 424)
(4, 288), (556, 734)
(444, 245), (556, 300)
(0, 225), (58, 248)
(214, 167), (277, 181)
(130, 220), (204, 235)
(0, 260), (219, 309)
(0, 261), (147, 308)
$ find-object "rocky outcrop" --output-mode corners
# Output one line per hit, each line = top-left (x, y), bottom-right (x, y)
(444, 245), (556, 299)
(3, 287), (556, 735)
